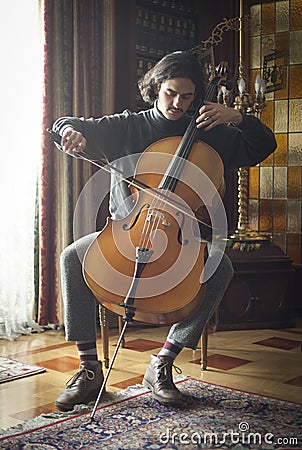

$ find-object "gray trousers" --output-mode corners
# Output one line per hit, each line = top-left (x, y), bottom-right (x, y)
(60, 232), (233, 349)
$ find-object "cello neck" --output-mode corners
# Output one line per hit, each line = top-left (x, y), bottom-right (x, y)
(158, 75), (221, 192)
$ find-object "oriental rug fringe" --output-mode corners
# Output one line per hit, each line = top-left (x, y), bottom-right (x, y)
(0, 357), (46, 384)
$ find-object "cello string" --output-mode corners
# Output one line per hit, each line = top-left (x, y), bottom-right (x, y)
(137, 81), (218, 252)
(137, 69), (227, 250)
(162, 81), (217, 187)
(138, 80), (219, 250)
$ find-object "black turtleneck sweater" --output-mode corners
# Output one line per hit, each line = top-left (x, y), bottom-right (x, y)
(53, 103), (276, 219)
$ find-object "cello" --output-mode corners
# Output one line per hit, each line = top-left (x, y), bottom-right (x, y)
(82, 65), (227, 326)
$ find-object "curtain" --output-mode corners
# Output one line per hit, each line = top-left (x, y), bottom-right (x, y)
(0, 1), (43, 340)
(37, 0), (115, 326)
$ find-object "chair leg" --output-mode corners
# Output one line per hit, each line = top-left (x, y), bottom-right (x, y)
(201, 322), (208, 370)
(99, 306), (126, 368)
(100, 306), (109, 368)
(118, 316), (125, 347)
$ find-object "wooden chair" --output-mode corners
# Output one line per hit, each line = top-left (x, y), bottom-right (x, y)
(99, 306), (209, 370)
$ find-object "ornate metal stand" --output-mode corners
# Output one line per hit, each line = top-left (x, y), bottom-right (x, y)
(228, 166), (271, 251)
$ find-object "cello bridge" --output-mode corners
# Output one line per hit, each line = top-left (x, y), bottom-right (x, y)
(146, 209), (171, 227)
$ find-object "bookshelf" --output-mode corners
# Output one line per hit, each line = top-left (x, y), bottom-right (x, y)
(134, 0), (200, 109)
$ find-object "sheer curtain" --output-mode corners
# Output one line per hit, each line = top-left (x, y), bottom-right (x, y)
(0, 1), (43, 340)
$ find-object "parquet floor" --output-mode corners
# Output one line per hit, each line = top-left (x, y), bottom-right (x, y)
(1, 321), (302, 430)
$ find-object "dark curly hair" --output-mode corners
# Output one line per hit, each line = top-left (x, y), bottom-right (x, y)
(138, 51), (205, 107)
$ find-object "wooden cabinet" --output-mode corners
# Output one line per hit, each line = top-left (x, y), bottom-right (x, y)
(213, 243), (294, 331)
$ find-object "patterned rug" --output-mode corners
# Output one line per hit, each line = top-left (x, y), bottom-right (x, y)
(0, 378), (301, 449)
(0, 357), (46, 384)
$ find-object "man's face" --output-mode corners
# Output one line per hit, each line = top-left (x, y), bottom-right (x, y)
(156, 78), (196, 120)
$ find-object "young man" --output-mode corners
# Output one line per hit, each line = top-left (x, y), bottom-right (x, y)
(52, 51), (276, 411)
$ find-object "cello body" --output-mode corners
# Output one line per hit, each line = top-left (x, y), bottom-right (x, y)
(83, 136), (225, 325)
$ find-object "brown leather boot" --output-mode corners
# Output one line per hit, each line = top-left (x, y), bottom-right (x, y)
(55, 361), (104, 411)
(143, 355), (184, 405)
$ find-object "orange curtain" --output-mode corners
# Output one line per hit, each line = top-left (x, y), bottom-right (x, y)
(37, 0), (115, 325)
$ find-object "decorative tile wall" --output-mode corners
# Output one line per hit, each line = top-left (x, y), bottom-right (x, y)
(249, 0), (302, 265)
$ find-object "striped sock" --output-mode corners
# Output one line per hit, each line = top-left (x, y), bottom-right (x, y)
(158, 339), (183, 361)
(76, 341), (98, 364)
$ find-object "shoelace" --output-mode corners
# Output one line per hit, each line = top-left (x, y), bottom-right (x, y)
(65, 367), (95, 387)
(158, 360), (182, 383)
(173, 364), (182, 375)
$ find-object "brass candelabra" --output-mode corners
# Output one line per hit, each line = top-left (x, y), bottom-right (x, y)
(217, 2), (270, 250)
(218, 65), (268, 247)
